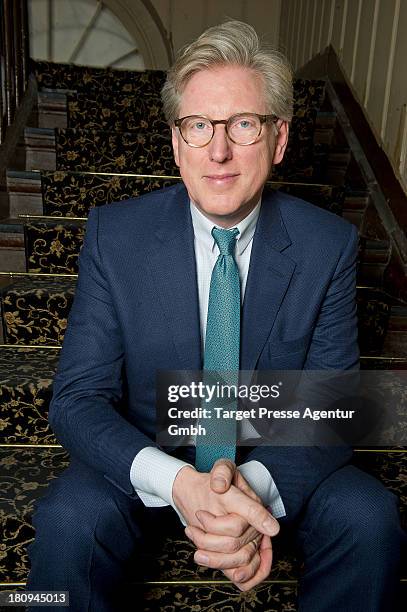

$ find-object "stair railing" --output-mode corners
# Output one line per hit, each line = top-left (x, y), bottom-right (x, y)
(0, 0), (30, 145)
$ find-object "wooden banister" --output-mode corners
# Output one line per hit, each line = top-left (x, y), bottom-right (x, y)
(0, 0), (30, 145)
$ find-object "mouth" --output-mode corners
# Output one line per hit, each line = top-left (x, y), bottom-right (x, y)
(203, 173), (239, 185)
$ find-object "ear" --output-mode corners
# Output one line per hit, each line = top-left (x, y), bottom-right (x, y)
(272, 120), (289, 165)
(171, 126), (180, 168)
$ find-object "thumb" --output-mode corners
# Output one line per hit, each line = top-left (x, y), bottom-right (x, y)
(227, 487), (280, 537)
(210, 459), (236, 493)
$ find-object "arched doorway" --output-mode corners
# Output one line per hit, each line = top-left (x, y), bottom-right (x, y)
(28, 0), (172, 70)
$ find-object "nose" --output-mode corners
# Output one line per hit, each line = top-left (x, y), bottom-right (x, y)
(208, 123), (233, 162)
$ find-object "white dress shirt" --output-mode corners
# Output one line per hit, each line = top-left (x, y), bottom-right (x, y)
(129, 199), (286, 524)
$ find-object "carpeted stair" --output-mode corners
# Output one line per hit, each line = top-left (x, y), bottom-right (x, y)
(0, 60), (406, 610)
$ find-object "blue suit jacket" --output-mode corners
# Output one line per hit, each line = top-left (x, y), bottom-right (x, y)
(49, 183), (359, 524)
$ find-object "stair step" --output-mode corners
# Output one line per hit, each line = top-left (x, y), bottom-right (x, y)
(18, 214), (387, 276)
(0, 219), (25, 273)
(55, 128), (176, 174)
(382, 305), (407, 355)
(67, 91), (163, 131)
(356, 287), (406, 354)
(0, 218), (24, 236)
(24, 127), (56, 172)
(382, 331), (407, 357)
(0, 276), (76, 345)
(291, 80), (326, 111)
(0, 345), (403, 445)
(23, 116), (348, 180)
(313, 145), (353, 185)
(23, 217), (86, 274)
(314, 110), (337, 128)
(388, 304), (407, 328)
(32, 59), (167, 95)
(40, 173), (345, 218)
(358, 238), (391, 286)
(6, 170), (182, 218)
(65, 92), (330, 133)
(37, 90), (67, 129)
(7, 170), (43, 217)
(0, 346), (59, 443)
(0, 447), (70, 584)
(33, 61), (325, 111)
(342, 191), (370, 228)
(360, 355), (407, 368)
(0, 275), (404, 354)
(274, 107), (320, 182)
(0, 249), (25, 273)
(0, 446), (300, 585)
(0, 444), (405, 589)
(34, 82), (328, 135)
(41, 171), (180, 217)
(1, 582), (405, 612)
(7, 170), (352, 219)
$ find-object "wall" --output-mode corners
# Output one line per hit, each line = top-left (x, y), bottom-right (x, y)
(28, 0), (282, 71)
(150, 0), (281, 55)
(27, 0), (172, 70)
(279, 0), (407, 195)
(28, 0), (146, 69)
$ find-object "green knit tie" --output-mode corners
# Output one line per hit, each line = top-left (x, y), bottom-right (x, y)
(195, 227), (240, 472)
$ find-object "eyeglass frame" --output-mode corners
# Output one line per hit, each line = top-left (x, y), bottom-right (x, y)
(173, 112), (280, 147)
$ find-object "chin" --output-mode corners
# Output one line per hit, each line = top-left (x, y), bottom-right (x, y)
(199, 200), (242, 219)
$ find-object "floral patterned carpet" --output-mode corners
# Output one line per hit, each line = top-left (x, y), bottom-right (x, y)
(0, 60), (405, 611)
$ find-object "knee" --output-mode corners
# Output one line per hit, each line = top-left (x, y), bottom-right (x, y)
(32, 484), (97, 543)
(320, 468), (401, 550)
(31, 465), (114, 545)
(36, 479), (141, 559)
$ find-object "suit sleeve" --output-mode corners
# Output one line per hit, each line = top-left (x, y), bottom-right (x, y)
(242, 223), (359, 523)
(48, 207), (160, 499)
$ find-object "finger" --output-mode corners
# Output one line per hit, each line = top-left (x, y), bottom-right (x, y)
(194, 533), (263, 570)
(210, 459), (236, 493)
(233, 471), (262, 503)
(195, 510), (251, 537)
(225, 488), (280, 537)
(186, 524), (261, 554)
(232, 543), (262, 583)
(222, 550), (262, 585)
(234, 535), (273, 592)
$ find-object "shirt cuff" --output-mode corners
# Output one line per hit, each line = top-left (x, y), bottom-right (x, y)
(130, 446), (195, 525)
(238, 460), (286, 518)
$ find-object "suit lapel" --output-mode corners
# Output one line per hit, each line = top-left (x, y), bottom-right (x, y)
(146, 185), (295, 372)
(241, 190), (296, 370)
(147, 185), (202, 370)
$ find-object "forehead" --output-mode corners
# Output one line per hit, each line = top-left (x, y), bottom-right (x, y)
(179, 65), (267, 117)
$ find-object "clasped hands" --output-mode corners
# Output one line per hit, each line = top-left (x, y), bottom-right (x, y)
(172, 459), (279, 591)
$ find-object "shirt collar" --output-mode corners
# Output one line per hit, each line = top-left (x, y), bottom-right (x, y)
(190, 199), (261, 256)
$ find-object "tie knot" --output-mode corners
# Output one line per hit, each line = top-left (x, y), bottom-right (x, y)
(212, 227), (239, 256)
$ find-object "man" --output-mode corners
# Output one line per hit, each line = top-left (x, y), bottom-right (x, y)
(27, 21), (402, 611)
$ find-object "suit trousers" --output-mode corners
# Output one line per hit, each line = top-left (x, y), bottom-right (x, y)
(26, 455), (404, 612)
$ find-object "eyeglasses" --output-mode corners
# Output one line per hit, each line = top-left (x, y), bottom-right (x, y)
(174, 113), (279, 147)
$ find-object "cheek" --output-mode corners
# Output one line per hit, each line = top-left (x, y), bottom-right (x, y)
(178, 146), (198, 170)
(244, 149), (273, 180)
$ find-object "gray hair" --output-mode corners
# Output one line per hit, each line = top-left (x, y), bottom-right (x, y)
(161, 20), (293, 125)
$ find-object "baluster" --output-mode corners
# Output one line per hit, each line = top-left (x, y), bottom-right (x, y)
(20, 0), (30, 89)
(0, 0), (5, 143)
(3, 0), (16, 127)
(14, 0), (23, 108)
(0, 0), (30, 144)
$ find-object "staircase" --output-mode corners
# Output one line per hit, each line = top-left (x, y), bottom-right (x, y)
(0, 59), (406, 610)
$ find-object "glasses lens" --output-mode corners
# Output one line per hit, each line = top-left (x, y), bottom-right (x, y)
(180, 116), (213, 146)
(228, 114), (261, 144)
